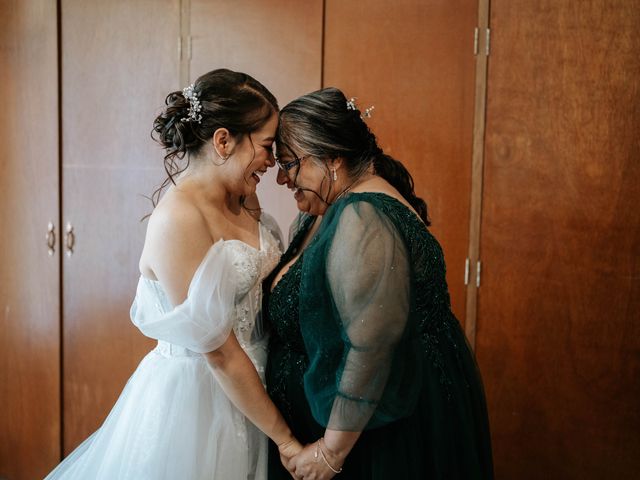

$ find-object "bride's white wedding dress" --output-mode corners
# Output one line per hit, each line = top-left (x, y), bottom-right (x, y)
(45, 216), (283, 480)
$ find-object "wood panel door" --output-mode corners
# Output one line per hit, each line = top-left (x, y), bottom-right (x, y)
(323, 0), (478, 321)
(61, 0), (179, 453)
(476, 1), (640, 478)
(188, 0), (323, 234)
(0, 1), (61, 478)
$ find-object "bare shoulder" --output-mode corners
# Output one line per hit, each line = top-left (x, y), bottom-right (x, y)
(140, 191), (213, 280)
(149, 194), (210, 246)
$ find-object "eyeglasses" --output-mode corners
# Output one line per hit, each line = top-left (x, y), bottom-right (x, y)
(275, 154), (308, 172)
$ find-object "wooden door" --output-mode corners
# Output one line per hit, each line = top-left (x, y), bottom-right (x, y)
(476, 1), (640, 478)
(188, 0), (324, 234)
(0, 1), (61, 478)
(323, 0), (478, 321)
(61, 0), (179, 453)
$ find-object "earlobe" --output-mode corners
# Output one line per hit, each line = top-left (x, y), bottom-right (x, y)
(329, 157), (344, 170)
(212, 127), (234, 160)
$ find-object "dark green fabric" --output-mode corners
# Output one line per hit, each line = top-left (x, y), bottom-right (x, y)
(265, 192), (493, 479)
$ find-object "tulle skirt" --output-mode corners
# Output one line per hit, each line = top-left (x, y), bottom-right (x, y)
(45, 341), (267, 480)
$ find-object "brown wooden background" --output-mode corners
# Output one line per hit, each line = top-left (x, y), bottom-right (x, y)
(59, 0), (179, 453)
(0, 1), (61, 477)
(1, 1), (638, 479)
(323, 0), (477, 321)
(476, 0), (640, 478)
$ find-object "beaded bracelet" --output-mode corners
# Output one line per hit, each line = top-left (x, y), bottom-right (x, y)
(314, 438), (343, 474)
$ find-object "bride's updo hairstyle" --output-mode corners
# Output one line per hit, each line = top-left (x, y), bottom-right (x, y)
(276, 87), (429, 225)
(150, 68), (278, 206)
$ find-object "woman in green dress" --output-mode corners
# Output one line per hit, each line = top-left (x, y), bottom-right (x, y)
(264, 88), (493, 480)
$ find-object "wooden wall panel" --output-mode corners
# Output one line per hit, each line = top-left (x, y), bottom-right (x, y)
(61, 0), (179, 454)
(0, 1), (61, 478)
(190, 0), (323, 235)
(477, 1), (640, 478)
(323, 0), (477, 321)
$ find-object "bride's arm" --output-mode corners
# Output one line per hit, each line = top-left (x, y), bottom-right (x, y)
(204, 336), (301, 456)
(144, 200), (302, 460)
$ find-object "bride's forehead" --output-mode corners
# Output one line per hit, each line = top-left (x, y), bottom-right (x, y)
(256, 113), (278, 134)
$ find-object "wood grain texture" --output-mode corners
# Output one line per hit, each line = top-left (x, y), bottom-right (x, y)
(0, 1), (61, 478)
(477, 1), (640, 478)
(465, 0), (491, 348)
(61, 0), (178, 454)
(323, 0), (477, 321)
(190, 0), (323, 234)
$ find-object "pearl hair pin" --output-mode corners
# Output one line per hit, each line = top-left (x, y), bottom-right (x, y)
(181, 84), (203, 124)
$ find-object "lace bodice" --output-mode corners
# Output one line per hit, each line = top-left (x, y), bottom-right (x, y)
(130, 216), (283, 363)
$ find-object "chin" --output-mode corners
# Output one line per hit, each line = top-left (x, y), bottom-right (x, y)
(305, 203), (327, 216)
(295, 199), (311, 214)
(241, 183), (257, 197)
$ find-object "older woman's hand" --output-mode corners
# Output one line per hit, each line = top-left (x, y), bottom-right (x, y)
(287, 440), (342, 480)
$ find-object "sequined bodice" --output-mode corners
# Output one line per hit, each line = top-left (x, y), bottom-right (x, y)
(264, 217), (315, 422)
(223, 238), (282, 348)
(267, 258), (306, 354)
(264, 215), (315, 359)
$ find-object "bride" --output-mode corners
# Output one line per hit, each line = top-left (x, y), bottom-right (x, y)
(45, 68), (301, 479)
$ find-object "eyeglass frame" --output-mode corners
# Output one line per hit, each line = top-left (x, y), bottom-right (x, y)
(275, 153), (309, 173)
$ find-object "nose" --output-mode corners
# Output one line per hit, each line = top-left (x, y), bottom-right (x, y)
(265, 151), (276, 168)
(276, 168), (289, 185)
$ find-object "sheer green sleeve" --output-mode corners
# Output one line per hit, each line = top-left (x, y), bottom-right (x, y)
(299, 199), (423, 432)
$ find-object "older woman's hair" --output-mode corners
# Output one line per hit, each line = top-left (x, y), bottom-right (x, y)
(277, 87), (428, 224)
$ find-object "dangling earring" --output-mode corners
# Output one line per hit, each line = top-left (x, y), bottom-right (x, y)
(214, 147), (230, 162)
(332, 168), (338, 181)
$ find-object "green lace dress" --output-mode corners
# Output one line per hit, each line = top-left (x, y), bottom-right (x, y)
(265, 192), (493, 479)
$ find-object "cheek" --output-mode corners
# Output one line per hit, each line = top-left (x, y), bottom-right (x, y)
(221, 159), (251, 189)
(233, 160), (250, 181)
(241, 148), (261, 174)
(297, 169), (321, 191)
(248, 148), (264, 165)
(247, 149), (270, 175)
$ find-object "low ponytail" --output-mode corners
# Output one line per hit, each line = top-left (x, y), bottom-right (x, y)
(372, 153), (429, 225)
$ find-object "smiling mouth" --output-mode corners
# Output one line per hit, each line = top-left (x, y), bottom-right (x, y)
(251, 170), (266, 182)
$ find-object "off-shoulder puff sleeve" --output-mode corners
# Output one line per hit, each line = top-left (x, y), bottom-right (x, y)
(131, 240), (238, 354)
(300, 200), (423, 431)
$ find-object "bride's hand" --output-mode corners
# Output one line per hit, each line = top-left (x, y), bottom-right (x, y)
(277, 437), (303, 477)
(278, 436), (303, 459)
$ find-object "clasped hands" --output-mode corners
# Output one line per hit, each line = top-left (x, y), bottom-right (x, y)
(278, 438), (343, 480)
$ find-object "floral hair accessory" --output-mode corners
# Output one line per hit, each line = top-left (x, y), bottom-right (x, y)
(181, 84), (202, 124)
(346, 97), (357, 110)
